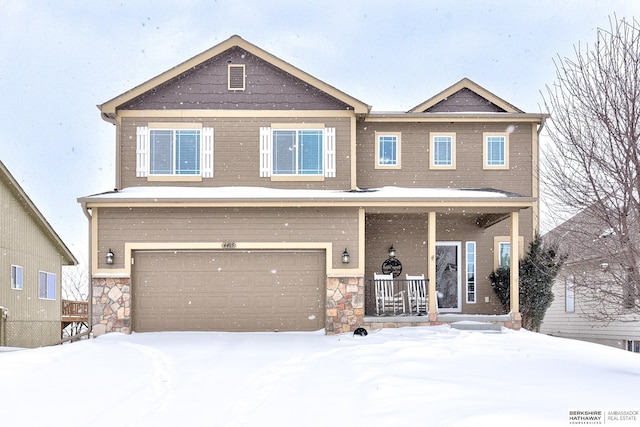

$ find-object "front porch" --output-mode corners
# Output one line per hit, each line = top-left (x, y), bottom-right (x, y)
(363, 313), (515, 332)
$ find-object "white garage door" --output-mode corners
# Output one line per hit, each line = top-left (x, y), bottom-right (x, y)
(132, 250), (325, 332)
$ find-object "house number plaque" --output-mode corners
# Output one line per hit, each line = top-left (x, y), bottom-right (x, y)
(222, 242), (237, 249)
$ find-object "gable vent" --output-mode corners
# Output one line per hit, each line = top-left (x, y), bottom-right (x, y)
(228, 64), (246, 91)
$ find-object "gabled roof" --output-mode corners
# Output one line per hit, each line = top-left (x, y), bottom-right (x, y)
(99, 35), (371, 118)
(0, 161), (77, 266)
(408, 78), (524, 114)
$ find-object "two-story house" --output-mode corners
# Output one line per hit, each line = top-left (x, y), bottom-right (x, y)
(1, 161), (78, 348)
(79, 35), (546, 335)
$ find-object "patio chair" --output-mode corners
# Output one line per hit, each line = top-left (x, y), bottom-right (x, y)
(406, 274), (427, 315)
(374, 272), (405, 315)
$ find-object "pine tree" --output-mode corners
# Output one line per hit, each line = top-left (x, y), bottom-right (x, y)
(489, 235), (566, 331)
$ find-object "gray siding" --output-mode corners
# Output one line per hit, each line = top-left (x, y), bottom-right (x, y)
(120, 47), (352, 111)
(96, 206), (360, 270)
(119, 116), (353, 189)
(425, 88), (506, 113)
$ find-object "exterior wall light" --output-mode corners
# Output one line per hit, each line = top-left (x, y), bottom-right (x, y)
(342, 248), (350, 264)
(106, 249), (115, 265)
(388, 245), (396, 258)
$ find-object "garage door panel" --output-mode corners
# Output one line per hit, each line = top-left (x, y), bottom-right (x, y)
(132, 251), (325, 332)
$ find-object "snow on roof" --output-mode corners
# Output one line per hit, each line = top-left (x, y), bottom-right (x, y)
(80, 186), (523, 202)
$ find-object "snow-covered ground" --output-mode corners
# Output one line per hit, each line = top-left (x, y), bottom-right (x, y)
(1, 326), (639, 426)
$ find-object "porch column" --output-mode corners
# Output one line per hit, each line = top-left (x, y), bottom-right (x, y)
(427, 211), (438, 321)
(510, 211), (522, 327)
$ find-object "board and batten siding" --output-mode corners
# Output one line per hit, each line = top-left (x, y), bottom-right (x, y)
(118, 116), (352, 190)
(95, 206), (360, 271)
(0, 178), (64, 347)
(356, 121), (535, 196)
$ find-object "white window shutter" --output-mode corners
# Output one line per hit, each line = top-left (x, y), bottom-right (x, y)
(324, 127), (336, 178)
(201, 127), (214, 178)
(260, 127), (272, 177)
(136, 126), (149, 177)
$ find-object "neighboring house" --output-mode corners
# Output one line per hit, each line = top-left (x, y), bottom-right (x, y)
(0, 161), (78, 348)
(541, 209), (640, 353)
(79, 35), (546, 335)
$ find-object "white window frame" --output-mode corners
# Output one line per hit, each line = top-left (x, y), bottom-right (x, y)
(430, 133), (456, 169)
(38, 271), (56, 300)
(565, 276), (575, 313)
(136, 124), (213, 180)
(11, 265), (23, 290)
(465, 241), (476, 303)
(493, 236), (524, 270)
(375, 131), (401, 169)
(259, 125), (335, 180)
(483, 132), (509, 170)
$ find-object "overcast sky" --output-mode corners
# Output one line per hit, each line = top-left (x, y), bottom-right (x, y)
(1, 0), (639, 266)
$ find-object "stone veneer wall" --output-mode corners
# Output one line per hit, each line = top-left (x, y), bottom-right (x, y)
(325, 276), (365, 334)
(91, 277), (131, 336)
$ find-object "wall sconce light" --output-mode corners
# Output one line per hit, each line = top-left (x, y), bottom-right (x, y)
(106, 249), (115, 265)
(388, 245), (396, 258)
(342, 248), (350, 264)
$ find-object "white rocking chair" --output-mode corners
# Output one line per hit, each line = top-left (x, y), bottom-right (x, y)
(374, 272), (405, 315)
(406, 274), (428, 315)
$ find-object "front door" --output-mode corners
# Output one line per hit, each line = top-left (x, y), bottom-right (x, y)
(436, 242), (461, 312)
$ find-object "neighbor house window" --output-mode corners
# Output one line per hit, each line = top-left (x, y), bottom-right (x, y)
(430, 133), (456, 169)
(259, 125), (336, 179)
(627, 340), (640, 353)
(38, 271), (56, 300)
(11, 265), (23, 290)
(466, 242), (476, 303)
(375, 132), (401, 169)
(565, 276), (575, 313)
(483, 132), (509, 169)
(136, 125), (214, 179)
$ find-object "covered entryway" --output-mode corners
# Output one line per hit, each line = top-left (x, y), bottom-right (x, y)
(132, 250), (325, 332)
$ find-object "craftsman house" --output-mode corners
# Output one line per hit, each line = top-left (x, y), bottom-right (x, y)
(1, 161), (77, 348)
(79, 35), (546, 335)
(541, 210), (640, 353)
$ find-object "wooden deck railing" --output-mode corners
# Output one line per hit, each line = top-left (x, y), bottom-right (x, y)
(62, 300), (89, 323)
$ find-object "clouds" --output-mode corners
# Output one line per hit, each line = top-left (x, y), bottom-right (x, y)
(1, 0), (639, 263)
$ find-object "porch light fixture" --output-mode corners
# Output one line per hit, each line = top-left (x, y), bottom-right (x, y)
(342, 248), (350, 264)
(106, 249), (115, 265)
(388, 245), (396, 258)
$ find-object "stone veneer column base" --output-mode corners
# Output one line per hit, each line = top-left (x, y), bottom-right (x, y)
(91, 277), (132, 336)
(325, 276), (365, 335)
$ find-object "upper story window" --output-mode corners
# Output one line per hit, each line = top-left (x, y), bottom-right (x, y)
(38, 271), (56, 300)
(150, 129), (200, 175)
(430, 133), (456, 169)
(11, 265), (23, 290)
(136, 124), (214, 180)
(260, 125), (336, 180)
(375, 132), (401, 169)
(483, 132), (509, 169)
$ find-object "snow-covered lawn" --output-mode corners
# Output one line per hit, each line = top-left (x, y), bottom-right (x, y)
(1, 326), (639, 426)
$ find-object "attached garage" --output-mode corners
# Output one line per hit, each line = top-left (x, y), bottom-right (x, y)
(131, 250), (325, 332)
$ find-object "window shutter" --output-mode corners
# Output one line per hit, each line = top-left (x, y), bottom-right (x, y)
(324, 127), (336, 178)
(260, 127), (272, 177)
(201, 127), (214, 178)
(136, 126), (149, 177)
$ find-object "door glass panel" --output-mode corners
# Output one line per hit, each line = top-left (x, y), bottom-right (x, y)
(436, 243), (461, 312)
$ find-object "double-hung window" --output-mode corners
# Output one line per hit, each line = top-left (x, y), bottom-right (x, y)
(136, 124), (214, 179)
(430, 133), (456, 169)
(38, 271), (56, 300)
(260, 125), (336, 179)
(483, 132), (509, 169)
(375, 132), (401, 169)
(11, 265), (23, 290)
